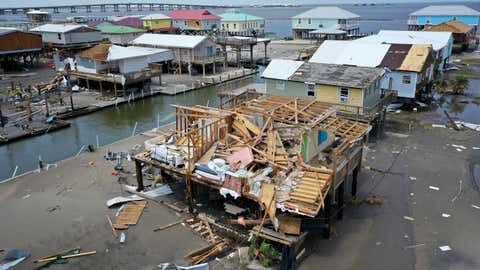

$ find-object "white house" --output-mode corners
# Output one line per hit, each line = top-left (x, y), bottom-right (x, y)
(354, 30), (453, 72)
(131, 33), (220, 75)
(30, 24), (102, 47)
(75, 44), (173, 74)
(291, 6), (360, 39)
(310, 40), (435, 99)
(219, 9), (265, 37)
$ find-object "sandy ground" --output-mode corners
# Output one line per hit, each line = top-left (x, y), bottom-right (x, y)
(0, 130), (206, 270)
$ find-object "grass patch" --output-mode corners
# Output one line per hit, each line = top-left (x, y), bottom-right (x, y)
(459, 58), (480, 66)
(448, 69), (480, 79)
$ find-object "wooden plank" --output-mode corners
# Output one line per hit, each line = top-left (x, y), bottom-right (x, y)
(115, 201), (147, 226)
(278, 216), (302, 235)
(289, 195), (316, 204)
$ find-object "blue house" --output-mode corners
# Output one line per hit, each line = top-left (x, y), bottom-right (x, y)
(408, 5), (480, 31)
(291, 6), (360, 39)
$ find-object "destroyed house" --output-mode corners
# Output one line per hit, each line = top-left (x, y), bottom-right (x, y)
(71, 44), (173, 92)
(310, 40), (435, 99)
(133, 96), (371, 246)
(262, 60), (392, 122)
(424, 20), (477, 51)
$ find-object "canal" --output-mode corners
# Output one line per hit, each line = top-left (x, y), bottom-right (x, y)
(0, 85), (224, 181)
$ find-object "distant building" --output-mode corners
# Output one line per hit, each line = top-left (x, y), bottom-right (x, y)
(262, 60), (385, 112)
(141, 14), (175, 33)
(96, 24), (146, 45)
(219, 9), (265, 37)
(355, 30), (453, 73)
(30, 24), (102, 49)
(310, 40), (435, 99)
(0, 27), (42, 71)
(424, 20), (477, 51)
(26, 10), (51, 23)
(408, 5), (480, 31)
(168, 9), (221, 34)
(131, 33), (221, 75)
(291, 6), (360, 39)
(110, 16), (144, 28)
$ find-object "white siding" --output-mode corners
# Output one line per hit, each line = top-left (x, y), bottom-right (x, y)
(381, 71), (417, 98)
(118, 57), (148, 74)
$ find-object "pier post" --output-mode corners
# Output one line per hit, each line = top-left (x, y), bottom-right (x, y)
(86, 6), (92, 13)
(337, 181), (345, 220)
(53, 7), (59, 13)
(113, 4), (119, 12)
(264, 42), (269, 65)
(202, 62), (206, 77)
(149, 4), (154, 11)
(126, 4), (131, 12)
(0, 105), (4, 127)
(70, 6), (76, 13)
(352, 166), (359, 197)
(100, 5), (106, 12)
(135, 160), (144, 191)
(250, 44), (254, 68)
(45, 95), (49, 117)
(236, 47), (241, 68)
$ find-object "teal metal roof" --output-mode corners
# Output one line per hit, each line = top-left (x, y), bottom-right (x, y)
(97, 24), (146, 34)
(220, 9), (264, 22)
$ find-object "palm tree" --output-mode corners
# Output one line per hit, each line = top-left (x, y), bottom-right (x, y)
(450, 76), (469, 95)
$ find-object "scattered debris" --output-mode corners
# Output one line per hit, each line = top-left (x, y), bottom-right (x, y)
(471, 204), (480, 210)
(34, 251), (96, 263)
(158, 262), (209, 270)
(106, 215), (119, 239)
(454, 121), (480, 132)
(432, 124), (446, 128)
(124, 184), (173, 199)
(224, 203), (247, 215)
(46, 205), (61, 212)
(409, 176), (417, 181)
(0, 249), (30, 270)
(119, 232), (126, 244)
(429, 186), (440, 191)
(363, 196), (384, 205)
(21, 194), (31, 199)
(153, 219), (185, 232)
(404, 243), (426, 250)
(114, 201), (147, 229)
(403, 216), (415, 221)
(439, 245), (452, 252)
(442, 213), (451, 218)
(451, 180), (463, 202)
(227, 217), (262, 227)
(107, 195), (145, 208)
(185, 240), (228, 265)
(444, 110), (460, 131)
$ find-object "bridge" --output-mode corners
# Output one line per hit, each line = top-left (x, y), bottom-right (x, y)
(0, 3), (240, 15)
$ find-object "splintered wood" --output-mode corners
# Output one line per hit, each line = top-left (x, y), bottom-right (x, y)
(285, 171), (332, 216)
(114, 201), (147, 229)
(185, 217), (222, 244)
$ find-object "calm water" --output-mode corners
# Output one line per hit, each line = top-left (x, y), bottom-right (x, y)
(0, 87), (221, 180)
(1, 2), (480, 37)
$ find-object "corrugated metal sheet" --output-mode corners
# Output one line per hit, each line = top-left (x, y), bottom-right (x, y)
(290, 62), (384, 89)
(262, 59), (304, 80)
(310, 40), (390, 68)
(379, 44), (412, 70)
(31, 24), (96, 33)
(131, 33), (207, 49)
(292, 6), (360, 19)
(410, 5), (480, 16)
(355, 30), (451, 51)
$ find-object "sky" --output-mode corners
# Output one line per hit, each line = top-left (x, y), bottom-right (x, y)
(0, 0), (478, 8)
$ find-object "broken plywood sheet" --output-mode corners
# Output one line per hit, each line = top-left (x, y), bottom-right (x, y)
(278, 215), (302, 235)
(107, 195), (144, 208)
(115, 201), (147, 227)
(260, 183), (276, 224)
(226, 147), (254, 169)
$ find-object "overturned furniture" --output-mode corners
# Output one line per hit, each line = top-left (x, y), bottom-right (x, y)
(133, 95), (371, 267)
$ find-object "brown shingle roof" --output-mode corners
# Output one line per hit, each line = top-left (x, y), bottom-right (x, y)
(424, 20), (473, 34)
(76, 44), (111, 61)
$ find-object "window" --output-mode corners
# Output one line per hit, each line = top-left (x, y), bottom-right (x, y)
(402, 75), (411, 84)
(308, 18), (311, 24)
(222, 24), (224, 28)
(339, 87), (349, 103)
(57, 33), (62, 40)
(306, 83), (315, 97)
(298, 19), (301, 24)
(184, 20), (187, 26)
(275, 81), (285, 90)
(233, 23), (236, 29)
